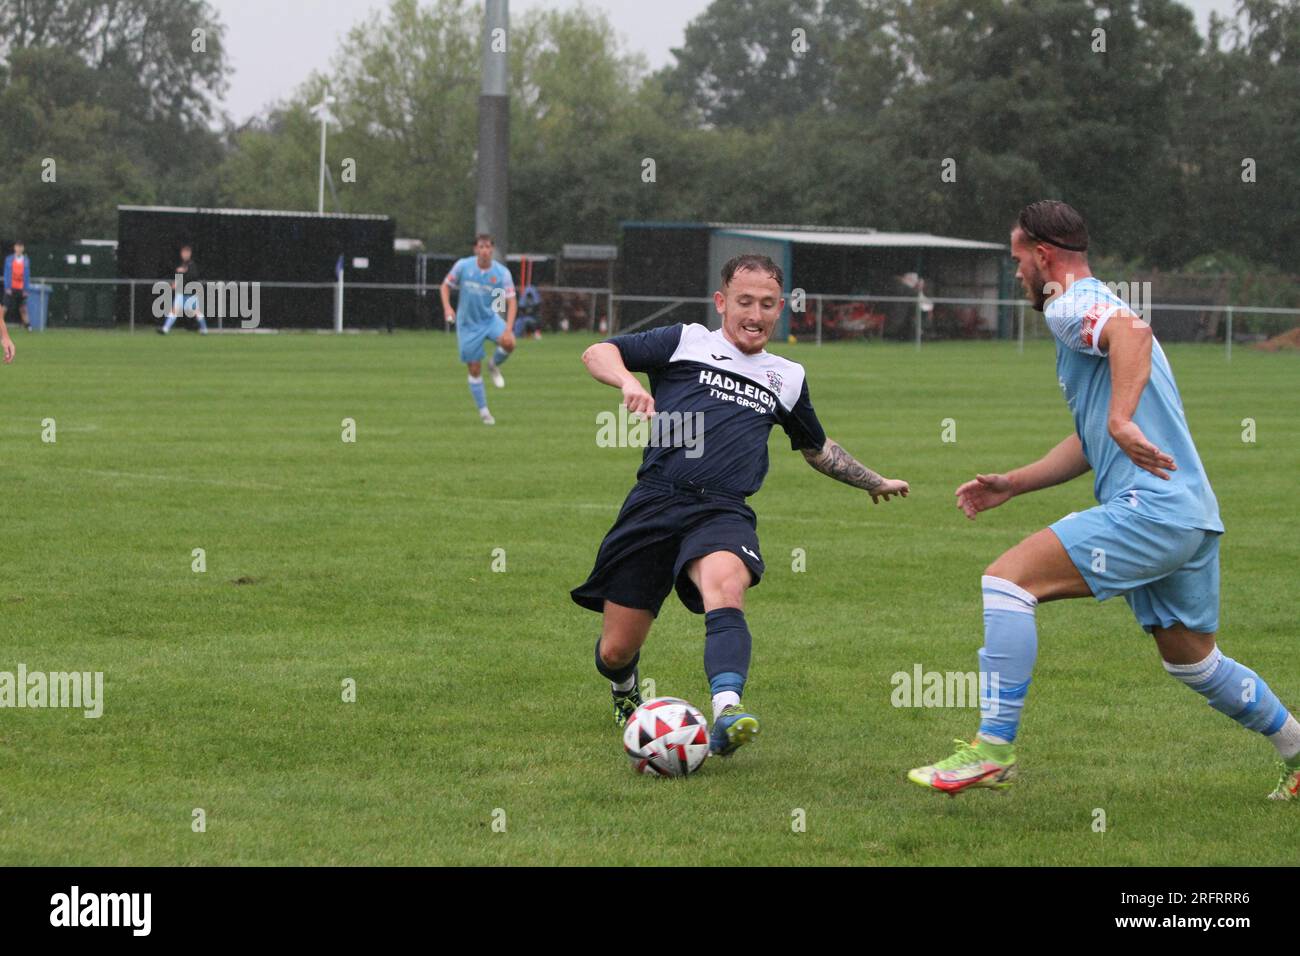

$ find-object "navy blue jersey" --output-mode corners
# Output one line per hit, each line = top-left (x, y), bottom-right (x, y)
(606, 323), (827, 496)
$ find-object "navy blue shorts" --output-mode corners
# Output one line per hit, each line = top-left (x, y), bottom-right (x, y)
(571, 478), (765, 617)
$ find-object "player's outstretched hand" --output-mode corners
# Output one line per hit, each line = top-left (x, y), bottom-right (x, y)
(622, 381), (655, 419)
(445, 310), (456, 325)
(955, 473), (1014, 520)
(1109, 419), (1176, 480)
(870, 478), (909, 504)
(1, 337), (13, 364)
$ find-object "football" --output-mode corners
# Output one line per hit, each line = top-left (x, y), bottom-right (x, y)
(622, 697), (711, 777)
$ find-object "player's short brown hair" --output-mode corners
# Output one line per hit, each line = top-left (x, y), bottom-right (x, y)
(722, 254), (784, 289)
(475, 233), (494, 246)
(1015, 201), (1089, 253)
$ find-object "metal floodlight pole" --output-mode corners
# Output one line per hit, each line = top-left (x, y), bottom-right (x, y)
(318, 115), (326, 214)
(477, 0), (509, 260)
(313, 91), (337, 216)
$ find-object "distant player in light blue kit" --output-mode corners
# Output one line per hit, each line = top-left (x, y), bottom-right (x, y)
(440, 234), (517, 425)
(909, 201), (1300, 801)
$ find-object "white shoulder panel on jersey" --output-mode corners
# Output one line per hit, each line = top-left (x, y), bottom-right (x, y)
(667, 323), (807, 411)
(1045, 277), (1135, 356)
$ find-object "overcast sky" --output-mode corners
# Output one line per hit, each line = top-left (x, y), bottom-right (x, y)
(212, 0), (1240, 125)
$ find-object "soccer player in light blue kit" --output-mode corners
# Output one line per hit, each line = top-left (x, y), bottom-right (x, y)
(440, 234), (517, 425)
(909, 201), (1300, 801)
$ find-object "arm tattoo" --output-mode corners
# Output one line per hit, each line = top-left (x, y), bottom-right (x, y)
(802, 440), (885, 492)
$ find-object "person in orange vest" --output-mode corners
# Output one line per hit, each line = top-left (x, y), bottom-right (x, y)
(2, 240), (32, 334)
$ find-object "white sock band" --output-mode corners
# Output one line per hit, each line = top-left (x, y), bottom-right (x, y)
(1162, 648), (1223, 685)
(981, 575), (1038, 614)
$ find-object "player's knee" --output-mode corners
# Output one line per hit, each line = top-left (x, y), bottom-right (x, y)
(598, 636), (636, 669)
(467, 361), (482, 377)
(983, 553), (1029, 588)
(1154, 627), (1217, 666)
(703, 575), (747, 609)
(983, 558), (1012, 582)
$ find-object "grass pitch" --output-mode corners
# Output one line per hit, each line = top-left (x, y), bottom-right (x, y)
(1, 330), (1297, 865)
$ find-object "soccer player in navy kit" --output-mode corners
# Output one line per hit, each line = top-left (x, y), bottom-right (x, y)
(572, 255), (910, 756)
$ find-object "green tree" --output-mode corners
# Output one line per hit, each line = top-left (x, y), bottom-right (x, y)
(0, 47), (154, 238)
(0, 0), (230, 237)
(1180, 0), (1300, 269)
(0, 0), (229, 127)
(659, 0), (842, 129)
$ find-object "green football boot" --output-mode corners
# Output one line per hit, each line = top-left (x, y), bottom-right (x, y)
(908, 738), (1017, 795)
(709, 704), (759, 756)
(611, 672), (643, 729)
(1268, 755), (1300, 802)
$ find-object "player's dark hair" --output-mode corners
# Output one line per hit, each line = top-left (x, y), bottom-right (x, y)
(1016, 201), (1089, 253)
(475, 233), (494, 246)
(722, 254), (784, 289)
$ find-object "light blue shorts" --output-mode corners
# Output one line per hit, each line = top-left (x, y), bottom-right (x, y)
(457, 316), (507, 364)
(1050, 500), (1221, 634)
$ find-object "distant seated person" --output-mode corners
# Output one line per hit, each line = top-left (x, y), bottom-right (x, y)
(3, 240), (32, 332)
(158, 243), (207, 335)
(513, 284), (543, 339)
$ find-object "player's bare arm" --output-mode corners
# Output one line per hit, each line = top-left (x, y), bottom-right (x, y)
(440, 280), (455, 323)
(581, 342), (654, 416)
(0, 312), (13, 364)
(1099, 311), (1176, 480)
(801, 439), (909, 504)
(498, 295), (517, 350)
(956, 433), (1090, 520)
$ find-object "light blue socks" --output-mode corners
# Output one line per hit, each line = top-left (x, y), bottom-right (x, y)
(977, 576), (1039, 745)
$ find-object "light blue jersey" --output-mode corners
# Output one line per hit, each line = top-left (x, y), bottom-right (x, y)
(1046, 276), (1222, 532)
(445, 257), (515, 329)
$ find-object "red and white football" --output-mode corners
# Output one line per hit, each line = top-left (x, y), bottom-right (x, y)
(622, 697), (710, 777)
